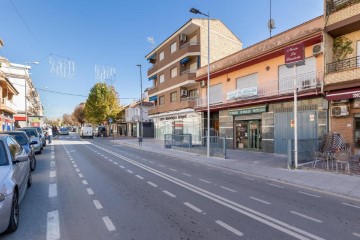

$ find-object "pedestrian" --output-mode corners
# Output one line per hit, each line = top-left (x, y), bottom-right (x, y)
(48, 127), (53, 144)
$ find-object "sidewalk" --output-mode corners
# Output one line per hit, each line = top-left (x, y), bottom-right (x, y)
(108, 136), (360, 200)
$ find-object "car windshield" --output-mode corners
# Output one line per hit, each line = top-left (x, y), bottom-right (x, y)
(21, 129), (38, 138)
(7, 133), (28, 145)
(60, 128), (67, 131)
(0, 141), (8, 166)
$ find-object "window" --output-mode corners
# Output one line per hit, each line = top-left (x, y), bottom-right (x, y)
(159, 96), (165, 105)
(189, 89), (198, 99)
(170, 92), (177, 102)
(171, 42), (177, 53)
(159, 51), (164, 61)
(171, 67), (177, 78)
(159, 74), (165, 83)
(6, 137), (21, 161)
(0, 141), (8, 166)
(209, 83), (223, 104)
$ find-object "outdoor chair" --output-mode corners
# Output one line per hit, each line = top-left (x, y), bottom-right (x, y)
(335, 151), (350, 173)
(312, 150), (327, 168)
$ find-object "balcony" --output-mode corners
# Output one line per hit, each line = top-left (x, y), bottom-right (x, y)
(148, 72), (196, 96)
(327, 56), (359, 74)
(196, 71), (323, 108)
(148, 99), (196, 116)
(327, 0), (357, 14)
(1, 98), (17, 114)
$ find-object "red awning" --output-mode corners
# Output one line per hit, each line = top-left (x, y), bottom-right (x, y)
(326, 87), (360, 100)
(14, 116), (26, 121)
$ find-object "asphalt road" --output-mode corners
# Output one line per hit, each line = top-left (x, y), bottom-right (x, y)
(1, 133), (360, 240)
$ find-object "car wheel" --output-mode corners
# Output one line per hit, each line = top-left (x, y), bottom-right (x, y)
(6, 190), (19, 233)
(27, 170), (32, 188)
(30, 155), (36, 171)
(36, 149), (42, 154)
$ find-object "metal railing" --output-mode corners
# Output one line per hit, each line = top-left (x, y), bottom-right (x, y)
(287, 139), (320, 168)
(327, 56), (360, 74)
(180, 41), (200, 49)
(164, 134), (227, 158)
(1, 98), (16, 111)
(180, 69), (197, 75)
(327, 0), (357, 14)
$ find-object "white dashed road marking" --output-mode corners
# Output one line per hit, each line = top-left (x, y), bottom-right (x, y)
(266, 183), (284, 189)
(353, 232), (360, 238)
(199, 179), (211, 184)
(82, 180), (88, 185)
(298, 191), (321, 198)
(290, 211), (322, 223)
(147, 181), (158, 187)
(49, 171), (56, 178)
(136, 175), (144, 180)
(78, 173), (84, 178)
(342, 202), (360, 209)
(47, 210), (60, 240)
(49, 184), (57, 198)
(93, 200), (103, 210)
(182, 173), (191, 177)
(184, 202), (203, 213)
(220, 186), (237, 193)
(242, 176), (255, 181)
(126, 170), (133, 174)
(169, 168), (177, 172)
(103, 216), (116, 232)
(250, 196), (271, 205)
(163, 190), (176, 198)
(215, 220), (243, 237)
(87, 188), (94, 195)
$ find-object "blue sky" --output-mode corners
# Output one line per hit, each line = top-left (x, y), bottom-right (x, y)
(0, 0), (323, 118)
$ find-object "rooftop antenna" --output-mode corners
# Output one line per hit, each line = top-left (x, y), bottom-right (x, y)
(268, 0), (276, 38)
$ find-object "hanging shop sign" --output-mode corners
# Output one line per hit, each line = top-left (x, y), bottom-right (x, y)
(228, 106), (266, 116)
(159, 114), (187, 121)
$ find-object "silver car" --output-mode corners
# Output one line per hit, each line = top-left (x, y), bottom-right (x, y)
(0, 135), (31, 234)
(16, 128), (42, 154)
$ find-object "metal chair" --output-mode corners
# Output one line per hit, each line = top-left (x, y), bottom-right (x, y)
(335, 151), (350, 173)
(312, 150), (326, 168)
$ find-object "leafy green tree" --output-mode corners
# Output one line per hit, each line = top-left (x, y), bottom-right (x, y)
(84, 83), (120, 124)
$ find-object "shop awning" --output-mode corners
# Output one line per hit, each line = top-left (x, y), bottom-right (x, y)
(14, 116), (26, 121)
(180, 57), (190, 64)
(148, 75), (157, 81)
(326, 87), (360, 100)
(149, 95), (157, 101)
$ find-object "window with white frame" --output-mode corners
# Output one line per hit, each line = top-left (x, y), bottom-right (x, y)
(171, 67), (177, 78)
(171, 42), (177, 53)
(159, 51), (164, 61)
(159, 73), (165, 83)
(170, 92), (177, 102)
(209, 83), (223, 104)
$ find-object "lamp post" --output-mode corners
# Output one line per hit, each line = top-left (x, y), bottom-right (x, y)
(190, 7), (211, 157)
(136, 64), (143, 145)
(24, 61), (39, 127)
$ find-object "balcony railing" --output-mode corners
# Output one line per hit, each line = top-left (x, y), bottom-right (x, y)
(1, 98), (16, 111)
(327, 56), (360, 74)
(196, 70), (323, 107)
(180, 41), (199, 49)
(327, 0), (357, 14)
(180, 69), (197, 75)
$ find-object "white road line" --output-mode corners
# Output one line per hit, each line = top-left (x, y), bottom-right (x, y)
(149, 161), (155, 163)
(290, 211), (322, 223)
(215, 220), (243, 237)
(250, 196), (272, 205)
(87, 188), (95, 195)
(342, 202), (360, 209)
(182, 173), (191, 177)
(120, 166), (125, 169)
(162, 190), (176, 198)
(126, 170), (133, 174)
(267, 183), (284, 189)
(78, 173), (84, 178)
(50, 161), (55, 167)
(220, 186), (237, 193)
(46, 210), (60, 240)
(353, 232), (360, 238)
(147, 181), (158, 187)
(199, 178), (211, 184)
(169, 168), (178, 172)
(51, 155), (55, 160)
(114, 162), (118, 165)
(103, 216), (116, 232)
(158, 165), (165, 167)
(136, 175), (144, 180)
(184, 202), (203, 213)
(73, 164), (77, 168)
(49, 183), (57, 198)
(75, 168), (80, 172)
(104, 156), (108, 159)
(222, 171), (233, 175)
(82, 180), (88, 185)
(298, 191), (321, 198)
(242, 176), (255, 181)
(49, 171), (56, 178)
(93, 200), (103, 210)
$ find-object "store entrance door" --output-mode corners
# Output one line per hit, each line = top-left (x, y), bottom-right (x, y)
(354, 117), (360, 154)
(249, 120), (261, 149)
(235, 120), (261, 150)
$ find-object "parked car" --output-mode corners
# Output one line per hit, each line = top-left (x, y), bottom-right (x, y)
(19, 127), (45, 149)
(0, 135), (32, 234)
(80, 125), (93, 138)
(59, 127), (69, 135)
(96, 126), (107, 137)
(0, 131), (37, 171)
(16, 128), (42, 154)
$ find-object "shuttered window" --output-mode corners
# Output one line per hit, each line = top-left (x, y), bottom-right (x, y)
(209, 83), (223, 104)
(171, 42), (177, 53)
(171, 67), (177, 78)
(159, 74), (165, 83)
(159, 51), (164, 61)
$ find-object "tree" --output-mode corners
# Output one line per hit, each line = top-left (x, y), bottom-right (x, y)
(72, 103), (86, 126)
(62, 113), (74, 125)
(84, 83), (120, 124)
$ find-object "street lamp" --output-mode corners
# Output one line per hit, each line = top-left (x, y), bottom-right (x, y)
(190, 7), (211, 157)
(136, 64), (143, 146)
(24, 61), (39, 127)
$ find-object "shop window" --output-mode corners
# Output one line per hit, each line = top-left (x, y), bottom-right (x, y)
(170, 92), (177, 102)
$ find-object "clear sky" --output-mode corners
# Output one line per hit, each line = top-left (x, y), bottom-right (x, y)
(0, 0), (323, 118)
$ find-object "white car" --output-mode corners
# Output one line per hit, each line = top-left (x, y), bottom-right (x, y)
(80, 126), (93, 138)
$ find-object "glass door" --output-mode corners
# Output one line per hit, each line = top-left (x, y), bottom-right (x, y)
(248, 120), (261, 149)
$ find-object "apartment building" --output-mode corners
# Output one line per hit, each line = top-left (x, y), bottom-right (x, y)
(146, 18), (242, 140)
(123, 101), (154, 137)
(196, 16), (325, 155)
(324, 0), (360, 154)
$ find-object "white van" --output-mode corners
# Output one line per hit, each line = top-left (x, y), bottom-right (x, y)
(80, 124), (93, 138)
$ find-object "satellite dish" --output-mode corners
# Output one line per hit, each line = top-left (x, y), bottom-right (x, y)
(268, 19), (275, 30)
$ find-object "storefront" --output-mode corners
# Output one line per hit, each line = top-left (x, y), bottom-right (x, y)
(229, 106), (267, 150)
(150, 110), (202, 141)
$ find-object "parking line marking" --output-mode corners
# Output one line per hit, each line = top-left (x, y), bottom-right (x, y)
(78, 173), (84, 178)
(267, 183), (284, 189)
(342, 202), (360, 209)
(136, 175), (144, 180)
(184, 202), (202, 213)
(93, 200), (103, 210)
(49, 171), (56, 178)
(46, 210), (60, 240)
(299, 191), (321, 198)
(250, 196), (271, 205)
(290, 211), (322, 223)
(103, 216), (116, 232)
(182, 173), (191, 177)
(163, 190), (176, 198)
(147, 181), (158, 187)
(220, 186), (237, 193)
(126, 170), (133, 174)
(49, 183), (57, 198)
(216, 220), (243, 237)
(82, 180), (88, 185)
(87, 188), (95, 195)
(199, 179), (211, 184)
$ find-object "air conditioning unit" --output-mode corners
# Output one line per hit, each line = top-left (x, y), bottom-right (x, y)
(312, 44), (323, 56)
(180, 90), (188, 96)
(302, 79), (311, 88)
(179, 34), (187, 42)
(331, 105), (349, 117)
(200, 80), (206, 87)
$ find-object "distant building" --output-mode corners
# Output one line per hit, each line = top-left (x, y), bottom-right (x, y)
(123, 101), (154, 137)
